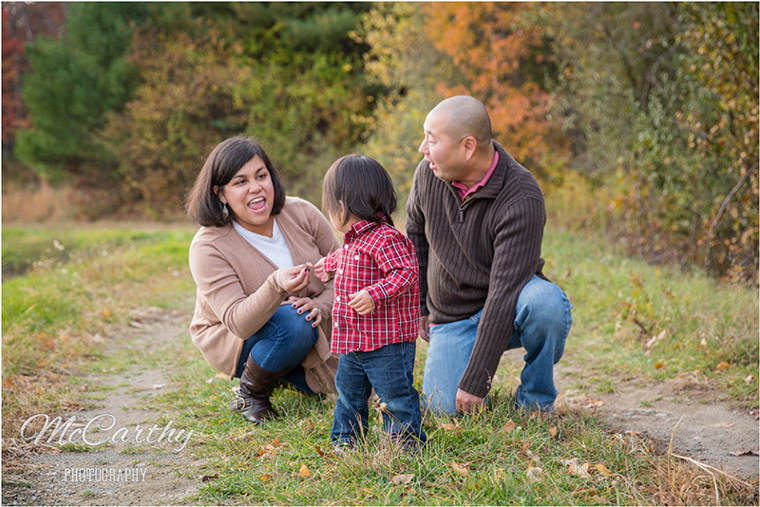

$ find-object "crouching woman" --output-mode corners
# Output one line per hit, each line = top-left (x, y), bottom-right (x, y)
(185, 136), (340, 424)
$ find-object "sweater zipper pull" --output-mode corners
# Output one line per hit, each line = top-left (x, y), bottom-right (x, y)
(459, 208), (464, 223)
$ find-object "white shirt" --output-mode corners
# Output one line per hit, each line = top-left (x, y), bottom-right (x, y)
(232, 218), (294, 269)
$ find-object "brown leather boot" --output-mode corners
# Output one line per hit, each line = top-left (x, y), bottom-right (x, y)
(231, 358), (295, 424)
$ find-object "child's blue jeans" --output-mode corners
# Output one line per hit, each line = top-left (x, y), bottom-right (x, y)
(331, 341), (427, 448)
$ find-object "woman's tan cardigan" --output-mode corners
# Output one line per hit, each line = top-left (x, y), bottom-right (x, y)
(188, 197), (340, 394)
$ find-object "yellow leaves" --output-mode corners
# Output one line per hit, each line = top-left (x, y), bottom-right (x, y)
(595, 463), (612, 477)
(298, 464), (310, 477)
(654, 362), (665, 369)
(715, 361), (731, 371)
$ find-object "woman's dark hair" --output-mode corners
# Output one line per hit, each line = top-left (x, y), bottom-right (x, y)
(322, 154), (397, 227)
(186, 136), (286, 227)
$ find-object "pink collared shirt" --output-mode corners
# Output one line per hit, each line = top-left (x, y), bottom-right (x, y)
(452, 151), (500, 202)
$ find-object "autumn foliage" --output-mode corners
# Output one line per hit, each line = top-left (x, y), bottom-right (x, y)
(4, 2), (757, 282)
(423, 2), (570, 175)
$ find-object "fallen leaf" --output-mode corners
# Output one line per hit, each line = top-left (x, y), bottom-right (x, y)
(595, 463), (612, 476)
(715, 361), (731, 371)
(564, 458), (591, 477)
(500, 419), (517, 432)
(261, 474), (273, 482)
(572, 488), (601, 496)
(526, 466), (543, 481)
(521, 441), (531, 452)
(646, 330), (666, 348)
(729, 449), (759, 457)
(450, 462), (470, 477)
(710, 422), (735, 428)
(744, 375), (755, 384)
(391, 473), (414, 485)
(548, 426), (558, 438)
(699, 337), (707, 346)
(582, 398), (604, 409)
(313, 444), (332, 460)
(438, 423), (457, 431)
(200, 474), (218, 482)
(654, 362), (665, 369)
(299, 464), (310, 477)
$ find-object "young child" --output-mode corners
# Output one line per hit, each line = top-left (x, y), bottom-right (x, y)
(314, 154), (427, 450)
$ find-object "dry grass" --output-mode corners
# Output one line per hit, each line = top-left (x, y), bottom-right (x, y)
(2, 180), (68, 223)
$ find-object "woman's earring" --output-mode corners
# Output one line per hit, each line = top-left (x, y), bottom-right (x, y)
(222, 203), (229, 219)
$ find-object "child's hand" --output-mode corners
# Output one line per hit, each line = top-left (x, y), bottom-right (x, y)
(313, 257), (333, 282)
(348, 290), (375, 315)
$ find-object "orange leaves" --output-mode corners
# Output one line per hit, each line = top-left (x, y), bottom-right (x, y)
(421, 2), (570, 168)
(256, 436), (286, 459)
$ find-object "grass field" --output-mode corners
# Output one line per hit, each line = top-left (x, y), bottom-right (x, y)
(2, 221), (757, 505)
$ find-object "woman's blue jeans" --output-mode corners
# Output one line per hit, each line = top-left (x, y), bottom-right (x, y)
(422, 275), (572, 414)
(235, 305), (319, 394)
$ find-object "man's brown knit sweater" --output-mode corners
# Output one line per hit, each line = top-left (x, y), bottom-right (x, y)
(405, 141), (548, 399)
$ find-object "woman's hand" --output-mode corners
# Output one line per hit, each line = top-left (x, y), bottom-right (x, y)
(277, 264), (311, 294)
(288, 296), (323, 328)
(313, 257), (333, 282)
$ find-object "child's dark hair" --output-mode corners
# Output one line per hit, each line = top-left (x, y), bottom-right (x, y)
(322, 154), (397, 227)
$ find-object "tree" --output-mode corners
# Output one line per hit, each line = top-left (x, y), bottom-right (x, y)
(353, 3), (461, 204)
(544, 2), (758, 282)
(14, 2), (150, 181)
(101, 3), (377, 213)
(1, 3), (66, 148)
(101, 19), (252, 217)
(422, 2), (570, 177)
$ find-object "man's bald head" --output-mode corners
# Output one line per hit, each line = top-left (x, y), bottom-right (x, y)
(428, 96), (492, 153)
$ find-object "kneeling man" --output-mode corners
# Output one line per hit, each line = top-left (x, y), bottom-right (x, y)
(406, 95), (573, 415)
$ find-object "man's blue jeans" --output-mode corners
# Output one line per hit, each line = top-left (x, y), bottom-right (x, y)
(422, 275), (572, 414)
(331, 342), (427, 447)
(235, 305), (319, 394)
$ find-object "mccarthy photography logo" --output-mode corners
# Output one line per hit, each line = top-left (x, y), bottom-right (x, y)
(20, 413), (193, 452)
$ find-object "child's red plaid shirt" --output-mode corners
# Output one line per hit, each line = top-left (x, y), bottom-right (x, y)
(323, 218), (419, 354)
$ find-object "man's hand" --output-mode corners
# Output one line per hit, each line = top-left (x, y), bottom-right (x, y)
(455, 389), (485, 415)
(348, 290), (375, 315)
(419, 315), (430, 342)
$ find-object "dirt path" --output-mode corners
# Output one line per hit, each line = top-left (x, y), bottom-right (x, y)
(550, 354), (759, 480)
(3, 313), (757, 505)
(2, 308), (206, 506)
